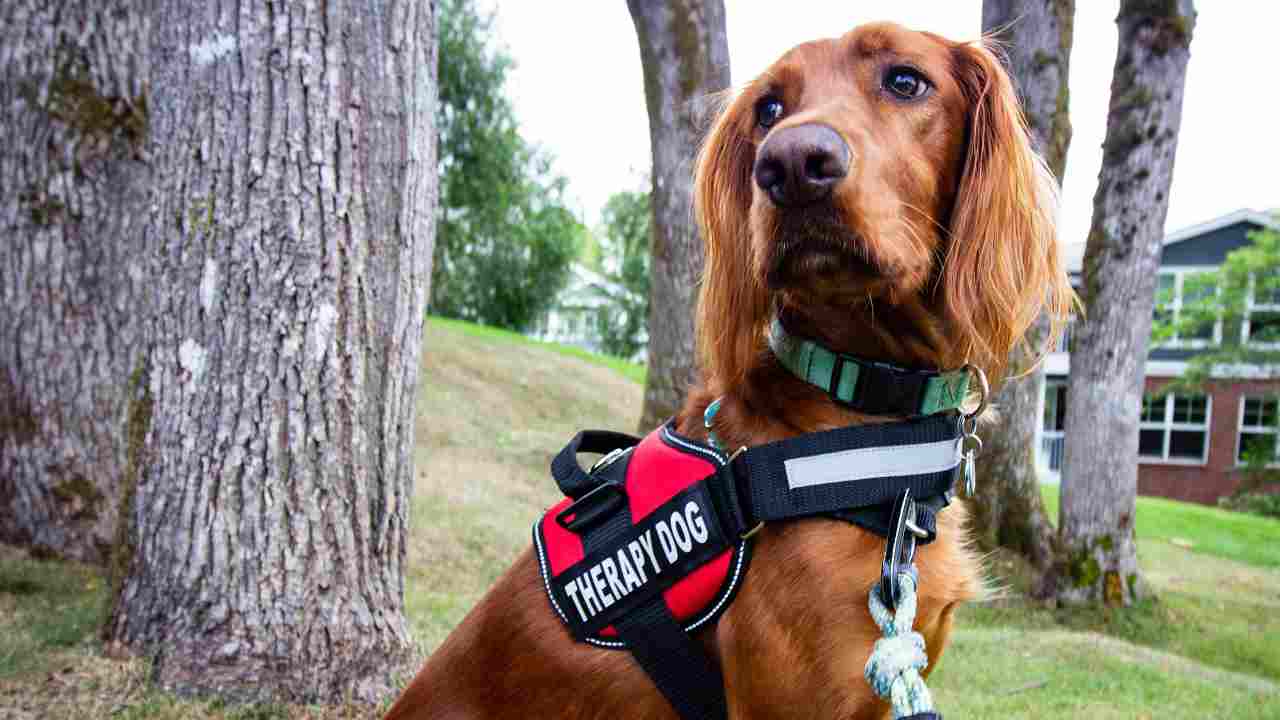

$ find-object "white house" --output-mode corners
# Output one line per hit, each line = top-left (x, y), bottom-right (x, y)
(531, 263), (647, 359)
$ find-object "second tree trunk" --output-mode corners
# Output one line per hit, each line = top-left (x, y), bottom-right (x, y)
(1056, 0), (1195, 606)
(627, 0), (730, 431)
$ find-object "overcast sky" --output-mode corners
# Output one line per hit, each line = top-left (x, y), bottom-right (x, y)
(489, 2), (1278, 254)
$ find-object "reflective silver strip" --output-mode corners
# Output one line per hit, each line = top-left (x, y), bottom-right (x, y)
(783, 438), (962, 490)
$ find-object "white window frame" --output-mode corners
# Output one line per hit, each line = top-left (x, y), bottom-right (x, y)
(1155, 267), (1221, 349)
(1235, 394), (1280, 467)
(1138, 392), (1211, 465)
(1241, 274), (1280, 349)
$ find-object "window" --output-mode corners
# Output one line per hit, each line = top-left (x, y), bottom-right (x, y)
(1243, 275), (1280, 346)
(1040, 380), (1067, 473)
(1157, 270), (1213, 345)
(1154, 269), (1219, 346)
(1139, 392), (1210, 464)
(1237, 395), (1279, 465)
(1043, 381), (1067, 433)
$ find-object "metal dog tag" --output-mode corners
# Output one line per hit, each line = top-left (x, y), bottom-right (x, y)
(963, 450), (977, 496)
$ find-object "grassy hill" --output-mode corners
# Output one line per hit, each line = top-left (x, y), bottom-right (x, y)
(1, 318), (1277, 719)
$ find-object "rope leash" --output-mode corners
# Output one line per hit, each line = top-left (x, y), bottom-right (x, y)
(866, 569), (937, 719)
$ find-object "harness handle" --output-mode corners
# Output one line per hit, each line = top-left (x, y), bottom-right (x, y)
(550, 430), (642, 499)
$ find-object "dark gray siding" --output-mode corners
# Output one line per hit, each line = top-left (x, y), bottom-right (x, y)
(1160, 221), (1265, 266)
(1149, 347), (1200, 361)
(1061, 220), (1272, 365)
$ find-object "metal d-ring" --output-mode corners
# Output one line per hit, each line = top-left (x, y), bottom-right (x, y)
(961, 431), (983, 456)
(961, 363), (990, 422)
(728, 446), (762, 540)
(904, 517), (929, 539)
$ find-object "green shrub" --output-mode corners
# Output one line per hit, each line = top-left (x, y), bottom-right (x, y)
(1219, 490), (1280, 520)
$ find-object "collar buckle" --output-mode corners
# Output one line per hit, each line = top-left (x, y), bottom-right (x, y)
(827, 353), (853, 405)
(831, 355), (931, 417)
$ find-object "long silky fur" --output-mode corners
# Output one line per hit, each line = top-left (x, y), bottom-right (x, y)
(384, 24), (1073, 720)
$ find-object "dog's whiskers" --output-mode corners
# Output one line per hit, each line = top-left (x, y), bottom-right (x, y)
(901, 202), (949, 237)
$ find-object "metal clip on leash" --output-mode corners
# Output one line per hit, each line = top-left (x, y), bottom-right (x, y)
(880, 489), (924, 610)
(870, 488), (939, 718)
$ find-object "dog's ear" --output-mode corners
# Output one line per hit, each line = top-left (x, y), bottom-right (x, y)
(940, 40), (1075, 383)
(694, 93), (771, 389)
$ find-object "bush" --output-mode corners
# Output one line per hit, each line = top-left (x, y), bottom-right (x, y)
(1218, 490), (1280, 520)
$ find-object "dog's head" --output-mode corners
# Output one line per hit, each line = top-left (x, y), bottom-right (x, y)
(695, 22), (1074, 389)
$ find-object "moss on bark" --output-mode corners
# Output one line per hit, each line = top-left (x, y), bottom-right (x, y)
(103, 359), (152, 640)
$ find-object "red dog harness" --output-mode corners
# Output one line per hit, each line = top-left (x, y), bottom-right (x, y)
(534, 414), (964, 720)
(534, 424), (751, 647)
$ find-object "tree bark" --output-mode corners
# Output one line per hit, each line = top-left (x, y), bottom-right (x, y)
(970, 0), (1074, 573)
(627, 0), (729, 432)
(0, 1), (149, 564)
(103, 0), (437, 703)
(1054, 0), (1195, 606)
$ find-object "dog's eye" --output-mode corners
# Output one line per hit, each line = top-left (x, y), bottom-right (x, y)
(755, 97), (784, 129)
(884, 67), (931, 100)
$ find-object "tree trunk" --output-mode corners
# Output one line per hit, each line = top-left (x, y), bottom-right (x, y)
(0, 1), (149, 564)
(627, 0), (729, 432)
(1054, 0), (1195, 606)
(970, 0), (1074, 573)
(103, 0), (437, 703)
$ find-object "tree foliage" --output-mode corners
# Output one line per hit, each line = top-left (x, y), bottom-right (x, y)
(594, 190), (651, 358)
(431, 0), (580, 331)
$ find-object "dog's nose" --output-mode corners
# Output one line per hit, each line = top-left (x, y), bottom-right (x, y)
(753, 124), (849, 208)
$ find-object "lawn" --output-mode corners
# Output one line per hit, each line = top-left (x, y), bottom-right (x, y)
(1, 317), (1277, 719)
(1042, 486), (1280, 569)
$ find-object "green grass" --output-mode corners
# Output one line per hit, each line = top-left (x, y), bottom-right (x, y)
(429, 315), (646, 385)
(407, 318), (644, 651)
(2, 317), (1278, 718)
(0, 548), (104, 678)
(962, 548), (1280, 682)
(931, 627), (1277, 719)
(1041, 484), (1280, 568)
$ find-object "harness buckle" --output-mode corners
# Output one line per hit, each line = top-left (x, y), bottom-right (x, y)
(590, 447), (630, 474)
(556, 481), (626, 533)
(879, 489), (919, 611)
(828, 354), (852, 404)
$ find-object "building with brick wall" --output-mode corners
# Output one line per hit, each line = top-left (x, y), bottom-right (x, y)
(1037, 209), (1280, 505)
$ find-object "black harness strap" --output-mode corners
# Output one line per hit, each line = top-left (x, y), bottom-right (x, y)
(614, 603), (728, 720)
(727, 413), (958, 527)
(829, 494), (945, 544)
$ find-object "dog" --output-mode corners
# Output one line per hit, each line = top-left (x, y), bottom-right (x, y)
(385, 21), (1073, 720)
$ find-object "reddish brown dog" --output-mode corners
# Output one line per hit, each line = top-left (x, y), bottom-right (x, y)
(386, 22), (1073, 720)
